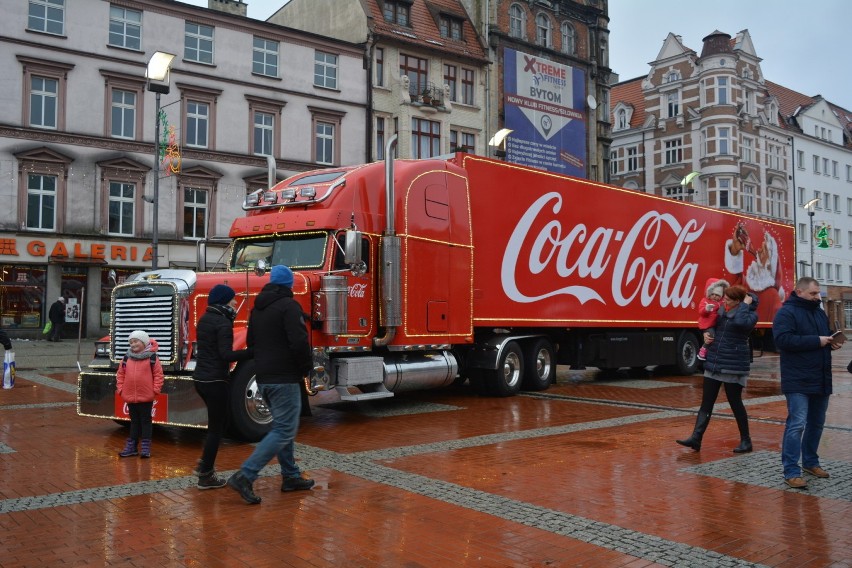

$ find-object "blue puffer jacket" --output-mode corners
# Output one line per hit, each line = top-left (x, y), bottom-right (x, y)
(772, 292), (833, 395)
(704, 293), (758, 376)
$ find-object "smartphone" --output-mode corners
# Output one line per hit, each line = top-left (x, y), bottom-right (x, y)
(830, 330), (843, 338)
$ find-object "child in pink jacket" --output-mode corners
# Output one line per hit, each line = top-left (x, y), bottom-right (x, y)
(697, 278), (729, 361)
(116, 330), (164, 458)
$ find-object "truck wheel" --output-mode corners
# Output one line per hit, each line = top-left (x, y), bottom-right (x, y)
(675, 332), (700, 375)
(487, 341), (523, 397)
(228, 361), (272, 442)
(522, 338), (555, 391)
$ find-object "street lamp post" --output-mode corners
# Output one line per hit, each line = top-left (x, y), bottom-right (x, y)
(803, 197), (820, 278)
(487, 128), (512, 159)
(145, 52), (175, 270)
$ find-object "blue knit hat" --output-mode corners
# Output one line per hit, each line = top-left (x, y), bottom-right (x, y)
(208, 284), (236, 305)
(270, 265), (294, 287)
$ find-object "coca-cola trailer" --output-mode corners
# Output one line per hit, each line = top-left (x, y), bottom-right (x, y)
(78, 140), (794, 440)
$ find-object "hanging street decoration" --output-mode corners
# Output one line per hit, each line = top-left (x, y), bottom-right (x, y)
(815, 223), (831, 249)
(157, 109), (181, 175)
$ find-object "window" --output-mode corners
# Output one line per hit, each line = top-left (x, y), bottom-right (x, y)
(813, 155), (820, 173)
(314, 51), (338, 89)
(509, 4), (525, 39)
(798, 187), (806, 206)
(375, 47), (384, 87)
(450, 130), (475, 153)
(254, 111), (274, 156)
(826, 263), (833, 282)
(814, 190), (822, 208)
(439, 15), (462, 40)
(535, 14), (551, 48)
(310, 108), (343, 165)
(797, 149), (805, 169)
(768, 188), (784, 218)
(718, 179), (730, 208)
(411, 118), (440, 159)
(183, 188), (208, 240)
(561, 22), (575, 55)
(616, 109), (627, 130)
(666, 91), (679, 118)
(28, 0), (64, 35)
(627, 146), (638, 171)
(664, 138), (682, 164)
(185, 22), (214, 64)
(799, 223), (807, 242)
(834, 228), (841, 247)
(610, 151), (618, 175)
(741, 137), (754, 163)
(376, 116), (385, 160)
(110, 89), (136, 139)
(832, 160), (839, 178)
(30, 75), (58, 129)
(718, 127), (730, 155)
(717, 77), (729, 104)
(185, 101), (209, 148)
(823, 158), (829, 176)
(848, 230), (852, 248)
(743, 184), (755, 213)
(664, 186), (689, 201)
(108, 182), (135, 235)
(815, 263), (823, 279)
(664, 71), (680, 83)
(108, 6), (141, 50)
(834, 194), (840, 212)
(848, 165), (852, 182)
(461, 68), (474, 105)
(400, 54), (428, 95)
(26, 174), (57, 230)
(766, 142), (782, 171)
(383, 1), (410, 25)
(742, 87), (752, 114)
(444, 64), (457, 102)
(252, 37), (278, 77)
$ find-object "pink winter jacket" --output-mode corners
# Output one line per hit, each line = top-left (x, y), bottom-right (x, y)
(116, 339), (165, 403)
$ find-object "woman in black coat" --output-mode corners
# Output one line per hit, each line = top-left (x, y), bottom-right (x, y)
(677, 285), (758, 453)
(192, 284), (252, 489)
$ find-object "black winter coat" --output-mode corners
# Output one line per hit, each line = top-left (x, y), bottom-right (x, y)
(48, 300), (65, 325)
(704, 293), (758, 376)
(0, 327), (11, 350)
(772, 291), (833, 395)
(246, 283), (312, 384)
(193, 305), (252, 383)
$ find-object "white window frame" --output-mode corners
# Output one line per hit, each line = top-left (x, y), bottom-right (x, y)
(561, 21), (575, 55)
(743, 184), (755, 213)
(108, 5), (141, 50)
(252, 37), (279, 77)
(29, 75), (59, 130)
(627, 146), (638, 171)
(535, 13), (551, 48)
(107, 181), (135, 236)
(185, 101), (210, 148)
(741, 136), (754, 163)
(26, 173), (58, 231)
(28, 0), (64, 35)
(110, 89), (136, 139)
(509, 4), (525, 39)
(314, 51), (338, 90)
(183, 187), (208, 240)
(664, 138), (682, 165)
(253, 111), (274, 156)
(185, 22), (214, 64)
(666, 91), (679, 118)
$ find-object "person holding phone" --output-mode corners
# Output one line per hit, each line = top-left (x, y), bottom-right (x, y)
(772, 277), (843, 489)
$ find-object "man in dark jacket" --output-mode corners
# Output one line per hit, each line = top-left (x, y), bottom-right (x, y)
(772, 277), (843, 489)
(192, 284), (252, 490)
(48, 297), (65, 342)
(228, 265), (314, 504)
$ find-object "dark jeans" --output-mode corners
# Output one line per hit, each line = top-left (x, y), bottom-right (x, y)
(49, 321), (62, 341)
(127, 401), (153, 440)
(699, 377), (748, 432)
(195, 381), (230, 473)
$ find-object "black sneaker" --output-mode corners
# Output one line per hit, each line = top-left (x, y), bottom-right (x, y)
(227, 471), (261, 504)
(197, 473), (227, 490)
(282, 476), (315, 492)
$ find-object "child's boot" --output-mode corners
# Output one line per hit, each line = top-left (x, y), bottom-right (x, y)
(140, 439), (151, 458)
(118, 438), (138, 458)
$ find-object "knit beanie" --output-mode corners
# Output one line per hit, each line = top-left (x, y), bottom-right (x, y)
(58, 297), (65, 303)
(129, 330), (150, 345)
(270, 265), (294, 287)
(208, 284), (236, 305)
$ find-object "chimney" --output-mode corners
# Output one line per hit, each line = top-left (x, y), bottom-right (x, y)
(209, 0), (247, 17)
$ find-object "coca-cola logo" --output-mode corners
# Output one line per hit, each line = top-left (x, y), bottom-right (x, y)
(349, 283), (367, 298)
(502, 192), (703, 308)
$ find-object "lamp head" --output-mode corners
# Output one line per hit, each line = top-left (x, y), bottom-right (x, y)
(146, 51), (175, 94)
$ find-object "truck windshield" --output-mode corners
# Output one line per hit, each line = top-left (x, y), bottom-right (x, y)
(230, 232), (329, 271)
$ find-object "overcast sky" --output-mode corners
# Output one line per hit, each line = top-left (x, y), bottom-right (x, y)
(179, 0), (852, 109)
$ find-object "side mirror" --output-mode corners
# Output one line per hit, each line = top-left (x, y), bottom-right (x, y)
(344, 230), (362, 265)
(254, 258), (268, 277)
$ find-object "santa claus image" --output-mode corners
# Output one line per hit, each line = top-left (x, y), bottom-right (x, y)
(724, 222), (786, 322)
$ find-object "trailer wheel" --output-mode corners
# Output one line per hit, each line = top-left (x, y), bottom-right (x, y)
(522, 338), (555, 391)
(487, 341), (523, 397)
(229, 361), (272, 442)
(676, 332), (700, 375)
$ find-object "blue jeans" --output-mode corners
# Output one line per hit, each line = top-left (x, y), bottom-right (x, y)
(240, 383), (302, 482)
(781, 393), (830, 479)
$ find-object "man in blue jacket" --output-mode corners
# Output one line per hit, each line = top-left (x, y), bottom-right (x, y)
(772, 277), (843, 489)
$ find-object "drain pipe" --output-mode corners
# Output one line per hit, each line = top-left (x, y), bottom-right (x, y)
(374, 134), (401, 347)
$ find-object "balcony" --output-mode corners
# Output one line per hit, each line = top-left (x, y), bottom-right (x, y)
(410, 82), (444, 108)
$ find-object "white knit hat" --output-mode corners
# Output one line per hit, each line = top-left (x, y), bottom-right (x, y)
(58, 297), (65, 303)
(129, 330), (150, 345)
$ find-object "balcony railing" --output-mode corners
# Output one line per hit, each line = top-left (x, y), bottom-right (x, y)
(409, 82), (444, 107)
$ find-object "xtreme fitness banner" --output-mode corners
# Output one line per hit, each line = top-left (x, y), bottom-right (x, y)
(503, 48), (587, 177)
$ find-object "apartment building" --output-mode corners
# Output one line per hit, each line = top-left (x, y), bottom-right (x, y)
(0, 0), (367, 339)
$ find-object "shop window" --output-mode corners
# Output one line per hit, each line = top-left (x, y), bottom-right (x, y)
(0, 265), (46, 330)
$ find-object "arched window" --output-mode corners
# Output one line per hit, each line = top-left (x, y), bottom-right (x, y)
(664, 70), (680, 84)
(535, 13), (551, 48)
(561, 21), (575, 55)
(617, 108), (627, 130)
(509, 4), (525, 39)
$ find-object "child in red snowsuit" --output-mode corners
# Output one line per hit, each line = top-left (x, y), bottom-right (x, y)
(116, 330), (164, 458)
(697, 278), (730, 361)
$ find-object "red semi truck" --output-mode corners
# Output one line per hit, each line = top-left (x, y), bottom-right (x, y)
(78, 142), (794, 440)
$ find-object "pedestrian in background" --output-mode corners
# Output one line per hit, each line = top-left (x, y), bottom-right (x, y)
(677, 285), (758, 453)
(0, 326), (10, 351)
(192, 284), (252, 490)
(48, 297), (65, 342)
(228, 265), (314, 504)
(116, 330), (164, 459)
(772, 277), (842, 489)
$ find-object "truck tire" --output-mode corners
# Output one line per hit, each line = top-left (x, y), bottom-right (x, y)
(228, 361), (272, 442)
(487, 341), (523, 397)
(522, 338), (555, 391)
(676, 332), (700, 375)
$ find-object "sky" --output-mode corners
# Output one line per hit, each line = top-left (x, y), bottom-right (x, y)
(179, 0), (852, 110)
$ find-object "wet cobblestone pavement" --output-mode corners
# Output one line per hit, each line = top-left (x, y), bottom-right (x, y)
(1, 346), (850, 567)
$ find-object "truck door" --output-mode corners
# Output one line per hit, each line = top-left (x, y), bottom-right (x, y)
(333, 233), (372, 337)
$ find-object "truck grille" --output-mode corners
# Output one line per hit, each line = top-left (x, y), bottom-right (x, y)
(112, 294), (176, 362)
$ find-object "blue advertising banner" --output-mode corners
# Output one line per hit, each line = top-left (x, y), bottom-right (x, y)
(503, 48), (587, 176)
